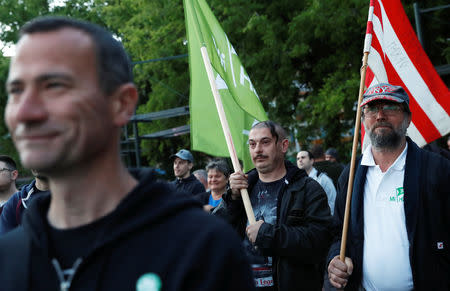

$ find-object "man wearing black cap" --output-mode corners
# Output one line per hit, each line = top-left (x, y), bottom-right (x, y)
(327, 83), (450, 290)
(171, 149), (205, 196)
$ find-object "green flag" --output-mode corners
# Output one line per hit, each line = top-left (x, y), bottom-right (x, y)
(184, 0), (268, 172)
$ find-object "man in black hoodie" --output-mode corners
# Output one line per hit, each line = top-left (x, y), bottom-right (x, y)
(0, 16), (254, 291)
(214, 121), (334, 290)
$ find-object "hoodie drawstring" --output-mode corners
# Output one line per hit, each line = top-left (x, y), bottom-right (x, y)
(52, 257), (83, 291)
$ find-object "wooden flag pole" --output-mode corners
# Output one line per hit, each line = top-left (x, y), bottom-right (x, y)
(339, 52), (369, 261)
(339, 0), (374, 261)
(200, 46), (256, 225)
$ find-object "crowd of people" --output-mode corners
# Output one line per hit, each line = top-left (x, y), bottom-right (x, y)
(0, 15), (448, 291)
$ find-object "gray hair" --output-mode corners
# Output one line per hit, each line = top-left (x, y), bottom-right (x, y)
(251, 120), (287, 143)
(193, 169), (207, 180)
(205, 159), (230, 178)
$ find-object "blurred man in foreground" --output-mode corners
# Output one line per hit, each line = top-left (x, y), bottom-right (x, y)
(0, 16), (254, 291)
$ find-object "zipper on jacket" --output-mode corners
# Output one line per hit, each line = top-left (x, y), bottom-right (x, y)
(277, 258), (281, 291)
(52, 258), (83, 291)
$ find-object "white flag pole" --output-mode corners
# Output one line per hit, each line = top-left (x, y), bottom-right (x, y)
(200, 46), (256, 224)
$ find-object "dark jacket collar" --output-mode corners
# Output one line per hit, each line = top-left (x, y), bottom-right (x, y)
(246, 160), (307, 190)
(175, 173), (197, 183)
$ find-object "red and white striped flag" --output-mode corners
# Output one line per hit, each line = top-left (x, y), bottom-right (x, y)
(363, 0), (450, 148)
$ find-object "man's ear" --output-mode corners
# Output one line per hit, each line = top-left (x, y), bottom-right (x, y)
(110, 83), (138, 127)
(11, 170), (18, 181)
(188, 162), (193, 171)
(281, 138), (289, 153)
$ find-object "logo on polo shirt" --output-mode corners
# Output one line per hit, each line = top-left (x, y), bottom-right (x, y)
(388, 187), (404, 203)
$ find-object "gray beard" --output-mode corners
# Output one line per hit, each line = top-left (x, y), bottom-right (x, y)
(367, 118), (409, 151)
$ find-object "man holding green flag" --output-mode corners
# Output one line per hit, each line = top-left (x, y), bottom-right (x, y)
(184, 0), (267, 172)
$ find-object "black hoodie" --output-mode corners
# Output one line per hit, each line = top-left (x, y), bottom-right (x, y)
(0, 169), (255, 291)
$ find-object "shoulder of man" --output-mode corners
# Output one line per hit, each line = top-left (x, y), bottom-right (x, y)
(179, 211), (255, 290)
(284, 160), (308, 183)
(408, 140), (450, 185)
(0, 189), (24, 231)
(0, 227), (30, 288)
(317, 170), (333, 181)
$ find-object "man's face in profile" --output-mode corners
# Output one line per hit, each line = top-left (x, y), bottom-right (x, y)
(173, 157), (192, 179)
(5, 28), (115, 174)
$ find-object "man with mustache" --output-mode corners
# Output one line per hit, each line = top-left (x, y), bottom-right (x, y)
(0, 16), (254, 291)
(327, 83), (450, 290)
(214, 120), (334, 290)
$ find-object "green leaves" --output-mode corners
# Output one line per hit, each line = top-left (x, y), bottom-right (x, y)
(0, 0), (447, 173)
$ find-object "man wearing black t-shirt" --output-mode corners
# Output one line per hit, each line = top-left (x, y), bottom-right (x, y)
(214, 121), (334, 290)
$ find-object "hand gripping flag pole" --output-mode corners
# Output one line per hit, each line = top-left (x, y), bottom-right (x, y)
(339, 0), (374, 261)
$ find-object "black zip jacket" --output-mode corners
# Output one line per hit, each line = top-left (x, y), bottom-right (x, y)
(214, 161), (334, 291)
(327, 137), (450, 290)
(171, 173), (205, 196)
(0, 169), (255, 291)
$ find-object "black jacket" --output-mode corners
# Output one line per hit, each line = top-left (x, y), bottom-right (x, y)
(0, 180), (50, 234)
(215, 161), (334, 291)
(328, 137), (450, 290)
(0, 169), (255, 291)
(194, 191), (212, 205)
(171, 173), (205, 196)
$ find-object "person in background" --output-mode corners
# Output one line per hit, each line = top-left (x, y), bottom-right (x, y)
(195, 160), (230, 212)
(0, 155), (19, 210)
(297, 150), (336, 215)
(171, 149), (205, 195)
(0, 170), (50, 234)
(193, 169), (208, 191)
(325, 148), (338, 163)
(311, 145), (343, 188)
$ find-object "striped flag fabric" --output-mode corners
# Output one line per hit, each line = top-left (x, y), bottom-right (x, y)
(363, 0), (450, 147)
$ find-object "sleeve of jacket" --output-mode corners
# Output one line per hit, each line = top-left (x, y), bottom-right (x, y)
(184, 217), (255, 291)
(0, 192), (21, 235)
(255, 178), (334, 263)
(193, 192), (209, 205)
(192, 181), (206, 195)
(318, 173), (337, 215)
(212, 190), (246, 236)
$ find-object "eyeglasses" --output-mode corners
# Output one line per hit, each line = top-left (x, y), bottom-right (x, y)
(0, 168), (13, 173)
(363, 104), (402, 117)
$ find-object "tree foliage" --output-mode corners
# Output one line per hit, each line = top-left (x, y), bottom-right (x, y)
(0, 0), (448, 176)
